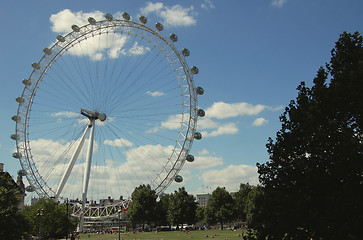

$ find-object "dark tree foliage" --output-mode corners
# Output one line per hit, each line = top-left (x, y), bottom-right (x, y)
(205, 187), (234, 230)
(127, 184), (157, 229)
(168, 187), (197, 229)
(0, 173), (29, 239)
(256, 32), (363, 239)
(196, 205), (206, 225)
(233, 183), (253, 221)
(155, 193), (171, 227)
(22, 198), (77, 239)
(244, 185), (264, 228)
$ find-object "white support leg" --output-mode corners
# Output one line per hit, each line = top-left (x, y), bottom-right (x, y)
(79, 120), (95, 231)
(54, 125), (91, 199)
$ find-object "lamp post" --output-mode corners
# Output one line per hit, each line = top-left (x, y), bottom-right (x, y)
(37, 208), (43, 240)
(118, 209), (122, 240)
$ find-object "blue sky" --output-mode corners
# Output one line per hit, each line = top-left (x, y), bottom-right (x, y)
(0, 0), (362, 200)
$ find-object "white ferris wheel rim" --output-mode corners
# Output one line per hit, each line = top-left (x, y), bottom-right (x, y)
(13, 13), (203, 201)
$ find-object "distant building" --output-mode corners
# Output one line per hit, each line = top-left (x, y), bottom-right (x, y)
(0, 163), (26, 209)
(196, 193), (212, 207)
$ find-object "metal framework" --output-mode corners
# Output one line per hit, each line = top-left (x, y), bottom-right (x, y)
(12, 12), (204, 227)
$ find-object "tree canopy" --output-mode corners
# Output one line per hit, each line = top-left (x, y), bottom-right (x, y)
(0, 173), (29, 239)
(127, 184), (157, 229)
(22, 198), (77, 239)
(168, 187), (197, 229)
(205, 187), (234, 230)
(256, 31), (363, 239)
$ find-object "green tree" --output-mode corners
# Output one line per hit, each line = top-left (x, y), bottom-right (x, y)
(127, 184), (157, 230)
(244, 186), (264, 228)
(205, 187), (234, 230)
(196, 205), (206, 225)
(256, 32), (363, 239)
(168, 187), (197, 229)
(233, 183), (253, 222)
(22, 198), (77, 239)
(0, 173), (29, 239)
(155, 193), (171, 228)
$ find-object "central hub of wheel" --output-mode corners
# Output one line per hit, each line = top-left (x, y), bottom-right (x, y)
(81, 108), (107, 122)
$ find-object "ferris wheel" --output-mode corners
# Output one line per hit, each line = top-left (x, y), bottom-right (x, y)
(11, 12), (204, 226)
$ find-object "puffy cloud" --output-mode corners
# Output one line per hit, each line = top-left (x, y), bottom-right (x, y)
(104, 138), (133, 147)
(140, 2), (197, 27)
(202, 164), (259, 191)
(140, 2), (164, 15)
(147, 114), (183, 133)
(271, 0), (288, 8)
(146, 91), (165, 97)
(198, 149), (210, 155)
(201, 122), (239, 137)
(49, 9), (151, 60)
(252, 117), (268, 126)
(205, 102), (266, 119)
(183, 154), (223, 170)
(50, 9), (104, 33)
(51, 111), (79, 118)
(201, 0), (215, 10)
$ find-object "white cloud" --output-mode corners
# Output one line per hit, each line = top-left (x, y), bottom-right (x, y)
(50, 9), (104, 34)
(51, 111), (79, 118)
(201, 0), (215, 10)
(205, 102), (266, 119)
(197, 118), (219, 129)
(49, 9), (151, 60)
(184, 154), (223, 170)
(104, 138), (133, 147)
(198, 149), (210, 155)
(25, 138), (179, 199)
(123, 42), (151, 56)
(201, 122), (239, 137)
(146, 91), (165, 97)
(147, 114), (183, 133)
(202, 164), (259, 191)
(271, 0), (288, 8)
(140, 2), (197, 27)
(140, 2), (164, 15)
(252, 117), (268, 126)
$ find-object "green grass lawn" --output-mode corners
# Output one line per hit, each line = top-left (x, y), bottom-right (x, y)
(73, 229), (246, 240)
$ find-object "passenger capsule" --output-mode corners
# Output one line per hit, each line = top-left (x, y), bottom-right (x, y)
(12, 115), (21, 122)
(12, 152), (22, 159)
(181, 48), (190, 57)
(155, 22), (163, 31)
(105, 13), (113, 21)
(88, 17), (96, 25)
(191, 66), (199, 74)
(170, 33), (178, 42)
(196, 87), (204, 95)
(56, 35), (65, 42)
(194, 132), (202, 140)
(197, 109), (205, 117)
(139, 15), (147, 24)
(17, 170), (27, 176)
(16, 97), (25, 104)
(22, 79), (31, 86)
(25, 186), (35, 192)
(186, 154), (195, 162)
(122, 12), (130, 21)
(71, 24), (80, 32)
(32, 63), (41, 70)
(43, 48), (52, 55)
(10, 134), (19, 141)
(174, 175), (183, 183)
